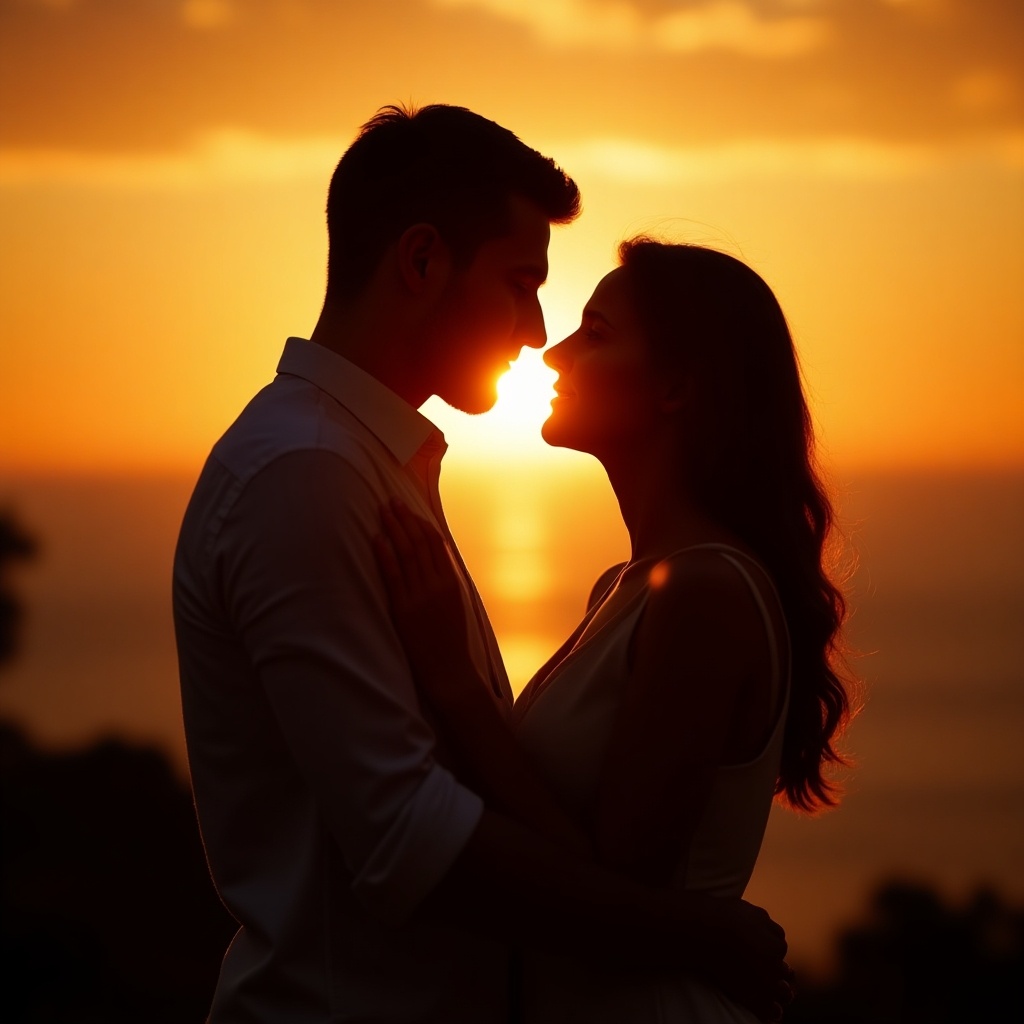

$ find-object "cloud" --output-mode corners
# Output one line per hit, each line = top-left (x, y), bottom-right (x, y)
(950, 69), (1015, 113)
(548, 132), (1024, 183)
(2, 127), (1020, 193)
(21, 0), (79, 9)
(15, 0), (236, 16)
(0, 129), (343, 189)
(427, 0), (830, 56)
(180, 0), (237, 31)
(431, 0), (643, 50)
(656, 1), (828, 57)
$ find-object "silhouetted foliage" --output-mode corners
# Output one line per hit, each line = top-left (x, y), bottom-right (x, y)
(0, 511), (36, 665)
(1, 511), (235, 1021)
(787, 879), (1024, 1023)
(1, 730), (236, 1022)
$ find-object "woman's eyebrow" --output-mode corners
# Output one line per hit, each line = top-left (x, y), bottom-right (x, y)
(582, 309), (612, 327)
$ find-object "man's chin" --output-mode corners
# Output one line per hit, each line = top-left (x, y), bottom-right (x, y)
(440, 388), (499, 416)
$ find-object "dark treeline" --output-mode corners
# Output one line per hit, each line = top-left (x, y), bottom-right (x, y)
(2, 512), (1022, 1022)
(786, 879), (1024, 1023)
(1, 511), (234, 1022)
(4, 724), (1023, 1022)
(1, 726), (235, 1022)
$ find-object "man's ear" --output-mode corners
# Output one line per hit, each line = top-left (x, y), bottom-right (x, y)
(396, 223), (450, 293)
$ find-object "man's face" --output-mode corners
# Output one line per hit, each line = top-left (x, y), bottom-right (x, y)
(422, 195), (551, 414)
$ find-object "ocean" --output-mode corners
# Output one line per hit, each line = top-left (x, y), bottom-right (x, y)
(1, 463), (1021, 972)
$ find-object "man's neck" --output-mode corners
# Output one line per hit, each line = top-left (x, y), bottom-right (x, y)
(310, 298), (431, 409)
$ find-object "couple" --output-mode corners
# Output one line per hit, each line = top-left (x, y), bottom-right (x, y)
(173, 103), (851, 1023)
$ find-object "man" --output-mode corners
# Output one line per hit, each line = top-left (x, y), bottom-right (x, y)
(174, 104), (789, 1023)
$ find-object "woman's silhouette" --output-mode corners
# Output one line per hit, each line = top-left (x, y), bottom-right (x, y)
(377, 239), (853, 1021)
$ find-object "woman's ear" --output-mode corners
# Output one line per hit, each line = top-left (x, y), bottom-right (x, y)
(396, 223), (451, 293)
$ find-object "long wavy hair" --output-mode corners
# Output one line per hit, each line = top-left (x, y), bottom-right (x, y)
(619, 238), (856, 812)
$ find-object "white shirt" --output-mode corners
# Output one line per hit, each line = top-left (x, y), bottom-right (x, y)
(173, 338), (514, 1023)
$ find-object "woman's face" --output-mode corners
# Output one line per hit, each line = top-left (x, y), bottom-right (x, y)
(541, 267), (671, 458)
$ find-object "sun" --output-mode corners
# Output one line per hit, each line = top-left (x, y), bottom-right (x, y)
(421, 299), (581, 462)
(419, 346), (562, 461)
(489, 347), (558, 434)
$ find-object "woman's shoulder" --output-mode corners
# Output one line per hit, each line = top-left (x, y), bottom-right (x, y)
(649, 543), (768, 601)
(586, 561), (628, 612)
(639, 542), (782, 666)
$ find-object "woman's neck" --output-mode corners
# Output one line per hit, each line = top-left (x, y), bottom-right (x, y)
(601, 446), (722, 564)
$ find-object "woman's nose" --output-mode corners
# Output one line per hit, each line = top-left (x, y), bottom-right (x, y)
(543, 339), (569, 371)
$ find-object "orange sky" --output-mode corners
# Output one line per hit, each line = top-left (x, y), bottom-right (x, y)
(1, 0), (1022, 474)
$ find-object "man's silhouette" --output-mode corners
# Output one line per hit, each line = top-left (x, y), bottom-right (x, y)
(173, 104), (787, 1023)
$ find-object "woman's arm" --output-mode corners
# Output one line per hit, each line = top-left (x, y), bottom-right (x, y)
(594, 550), (777, 886)
(374, 500), (592, 858)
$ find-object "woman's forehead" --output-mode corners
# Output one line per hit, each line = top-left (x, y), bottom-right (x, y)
(587, 266), (628, 308)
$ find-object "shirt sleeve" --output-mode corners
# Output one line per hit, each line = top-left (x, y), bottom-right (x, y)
(217, 448), (484, 925)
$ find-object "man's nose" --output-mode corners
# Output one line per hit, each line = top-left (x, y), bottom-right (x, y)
(518, 297), (547, 349)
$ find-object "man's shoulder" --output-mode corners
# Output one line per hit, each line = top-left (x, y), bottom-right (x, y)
(212, 375), (384, 485)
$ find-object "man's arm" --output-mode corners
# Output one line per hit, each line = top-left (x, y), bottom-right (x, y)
(222, 450), (484, 920)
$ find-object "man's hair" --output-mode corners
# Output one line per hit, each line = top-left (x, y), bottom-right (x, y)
(324, 104), (580, 302)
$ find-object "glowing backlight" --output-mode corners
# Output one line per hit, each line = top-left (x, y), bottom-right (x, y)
(490, 348), (558, 435)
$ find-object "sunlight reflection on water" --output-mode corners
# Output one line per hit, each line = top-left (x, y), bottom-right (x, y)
(501, 634), (560, 699)
(491, 496), (553, 606)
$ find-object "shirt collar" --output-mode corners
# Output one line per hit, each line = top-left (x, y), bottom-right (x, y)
(277, 337), (445, 466)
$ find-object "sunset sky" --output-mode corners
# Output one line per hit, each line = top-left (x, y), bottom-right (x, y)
(1, 0), (1021, 474)
(1, 5), (1022, 976)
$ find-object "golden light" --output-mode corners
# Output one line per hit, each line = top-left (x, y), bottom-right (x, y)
(424, 345), (564, 462)
(490, 347), (559, 434)
(500, 634), (557, 698)
(491, 498), (551, 602)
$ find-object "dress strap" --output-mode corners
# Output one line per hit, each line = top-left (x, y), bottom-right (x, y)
(658, 544), (790, 726)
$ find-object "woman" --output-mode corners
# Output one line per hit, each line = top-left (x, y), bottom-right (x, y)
(376, 239), (854, 1021)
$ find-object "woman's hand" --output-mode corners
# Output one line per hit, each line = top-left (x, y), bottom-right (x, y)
(373, 499), (478, 709)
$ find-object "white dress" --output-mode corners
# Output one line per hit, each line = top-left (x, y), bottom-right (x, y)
(513, 544), (790, 1023)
